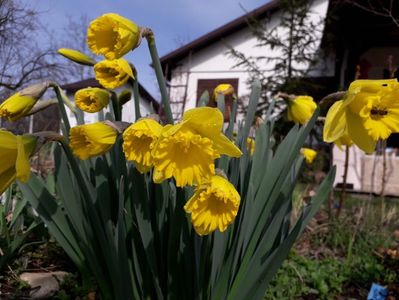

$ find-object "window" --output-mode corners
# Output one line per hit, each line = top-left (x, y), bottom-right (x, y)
(196, 78), (239, 122)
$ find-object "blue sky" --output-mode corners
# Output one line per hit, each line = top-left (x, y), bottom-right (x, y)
(33, 0), (268, 99)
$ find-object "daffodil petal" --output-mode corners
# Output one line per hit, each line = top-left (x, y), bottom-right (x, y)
(346, 110), (376, 153)
(323, 100), (346, 143)
(183, 107), (223, 136)
(15, 136), (31, 182)
(0, 167), (17, 195)
(212, 133), (242, 157)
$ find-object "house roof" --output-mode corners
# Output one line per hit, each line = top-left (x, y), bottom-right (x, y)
(61, 78), (159, 110)
(159, 0), (279, 72)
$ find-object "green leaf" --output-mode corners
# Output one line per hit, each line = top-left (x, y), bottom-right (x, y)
(198, 90), (210, 107)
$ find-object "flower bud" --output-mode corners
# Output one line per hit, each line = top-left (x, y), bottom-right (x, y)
(0, 82), (49, 121)
(286, 95), (317, 125)
(58, 48), (96, 66)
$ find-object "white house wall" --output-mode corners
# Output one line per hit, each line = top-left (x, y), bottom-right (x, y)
(333, 145), (363, 191)
(169, 0), (330, 119)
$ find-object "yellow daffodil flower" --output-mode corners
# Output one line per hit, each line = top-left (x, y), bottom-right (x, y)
(324, 79), (399, 153)
(0, 82), (49, 121)
(87, 13), (140, 60)
(69, 122), (118, 160)
(0, 130), (36, 194)
(300, 148), (317, 164)
(58, 48), (96, 66)
(152, 107), (242, 187)
(287, 95), (317, 125)
(184, 175), (240, 235)
(75, 88), (110, 113)
(213, 84), (234, 100)
(94, 58), (134, 89)
(122, 118), (163, 173)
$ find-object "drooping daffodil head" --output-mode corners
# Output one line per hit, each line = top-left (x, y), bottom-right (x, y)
(87, 13), (141, 60)
(0, 82), (49, 121)
(69, 122), (118, 160)
(94, 58), (134, 89)
(286, 95), (317, 125)
(122, 118), (163, 173)
(184, 175), (240, 236)
(300, 147), (317, 164)
(0, 130), (37, 194)
(152, 107), (242, 187)
(75, 87), (110, 113)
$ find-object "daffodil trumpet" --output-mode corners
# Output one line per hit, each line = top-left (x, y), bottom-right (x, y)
(87, 13), (141, 60)
(184, 175), (240, 235)
(152, 107), (242, 187)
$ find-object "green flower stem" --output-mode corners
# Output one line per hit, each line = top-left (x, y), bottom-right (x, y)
(52, 85), (71, 137)
(27, 99), (58, 116)
(226, 98), (238, 139)
(59, 138), (93, 204)
(129, 77), (141, 121)
(217, 94), (225, 115)
(110, 91), (121, 121)
(144, 29), (174, 124)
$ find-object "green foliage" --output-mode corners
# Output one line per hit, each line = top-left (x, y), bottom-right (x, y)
(0, 184), (43, 271)
(18, 62), (335, 300)
(265, 252), (345, 300)
(264, 195), (399, 299)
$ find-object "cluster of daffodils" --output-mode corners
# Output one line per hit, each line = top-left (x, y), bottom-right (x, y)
(59, 13), (141, 113)
(69, 107), (242, 235)
(59, 14), (244, 236)
(324, 79), (399, 153)
(0, 12), (246, 237)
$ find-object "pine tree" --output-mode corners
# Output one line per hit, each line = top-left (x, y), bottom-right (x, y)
(228, 0), (323, 114)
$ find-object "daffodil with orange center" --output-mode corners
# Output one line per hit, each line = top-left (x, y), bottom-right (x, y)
(184, 175), (240, 235)
(152, 107), (242, 187)
(324, 79), (399, 153)
(123, 118), (163, 173)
